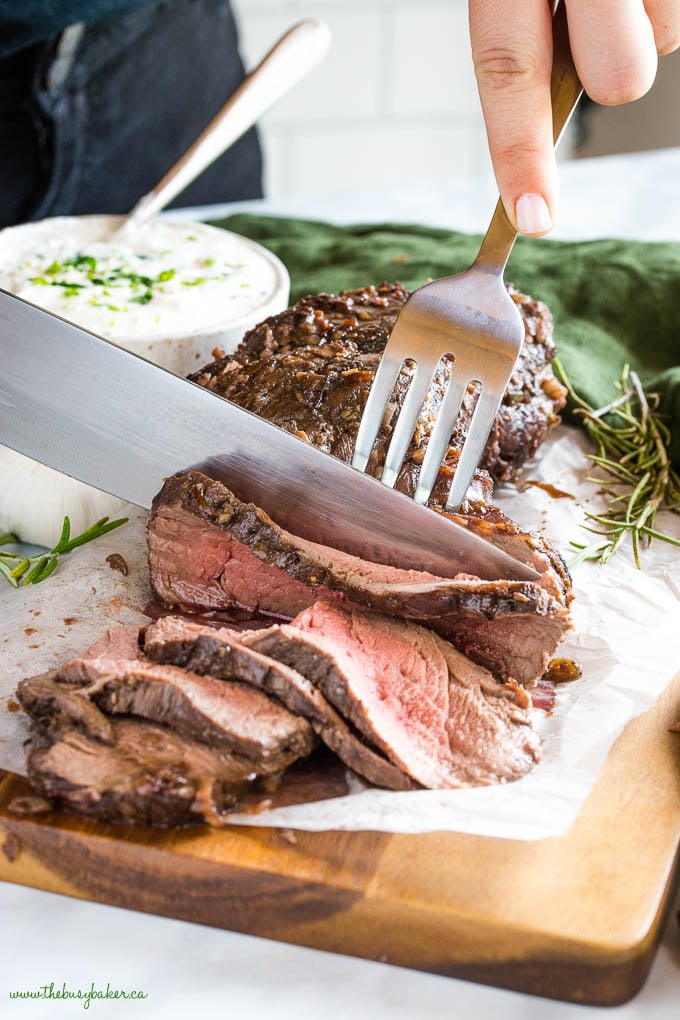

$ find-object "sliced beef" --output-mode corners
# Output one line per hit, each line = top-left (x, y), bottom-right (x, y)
(190, 283), (566, 491)
(26, 717), (259, 827)
(55, 625), (316, 772)
(430, 606), (569, 689)
(16, 280), (570, 825)
(17, 672), (115, 744)
(149, 472), (571, 685)
(178, 283), (571, 685)
(242, 601), (540, 789)
(143, 615), (414, 791)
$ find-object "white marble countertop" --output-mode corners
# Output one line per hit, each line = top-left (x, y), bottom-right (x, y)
(3, 147), (680, 1017)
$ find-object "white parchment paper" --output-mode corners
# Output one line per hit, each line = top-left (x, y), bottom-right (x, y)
(1, 426), (679, 839)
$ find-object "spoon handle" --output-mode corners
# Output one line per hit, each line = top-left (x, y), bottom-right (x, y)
(121, 19), (331, 232)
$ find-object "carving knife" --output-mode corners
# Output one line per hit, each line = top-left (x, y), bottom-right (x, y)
(0, 289), (539, 580)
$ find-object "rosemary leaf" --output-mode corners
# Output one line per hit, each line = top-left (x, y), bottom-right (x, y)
(553, 359), (680, 567)
(0, 516), (128, 589)
(640, 525), (680, 545)
(53, 515), (71, 553)
(28, 557), (59, 585)
(0, 561), (19, 588)
(23, 556), (50, 585)
(61, 517), (125, 553)
(9, 558), (31, 580)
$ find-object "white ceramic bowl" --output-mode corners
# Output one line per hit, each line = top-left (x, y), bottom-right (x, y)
(0, 215), (290, 546)
(0, 213), (290, 375)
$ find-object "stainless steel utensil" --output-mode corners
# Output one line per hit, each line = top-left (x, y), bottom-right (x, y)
(0, 290), (540, 581)
(352, 0), (582, 510)
(117, 19), (331, 233)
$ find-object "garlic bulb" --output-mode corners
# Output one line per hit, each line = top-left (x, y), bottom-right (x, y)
(0, 448), (126, 548)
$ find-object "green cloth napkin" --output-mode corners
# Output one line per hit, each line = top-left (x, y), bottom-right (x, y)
(213, 214), (680, 466)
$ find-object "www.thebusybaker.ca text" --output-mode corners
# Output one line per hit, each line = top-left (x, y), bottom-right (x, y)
(9, 981), (149, 1009)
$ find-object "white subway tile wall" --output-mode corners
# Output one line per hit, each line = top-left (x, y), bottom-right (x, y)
(231, 0), (494, 198)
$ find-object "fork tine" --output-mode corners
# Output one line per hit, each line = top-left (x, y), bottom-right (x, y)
(445, 386), (505, 509)
(413, 364), (472, 505)
(380, 359), (440, 488)
(351, 352), (405, 471)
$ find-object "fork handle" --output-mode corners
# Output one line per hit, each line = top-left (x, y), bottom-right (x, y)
(473, 0), (583, 274)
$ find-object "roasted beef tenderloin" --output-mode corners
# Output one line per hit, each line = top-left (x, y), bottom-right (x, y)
(18, 282), (572, 823)
(17, 672), (115, 745)
(24, 717), (260, 826)
(148, 472), (571, 685)
(243, 601), (540, 789)
(53, 625), (316, 771)
(190, 283), (567, 493)
(17, 626), (320, 826)
(143, 614), (414, 791)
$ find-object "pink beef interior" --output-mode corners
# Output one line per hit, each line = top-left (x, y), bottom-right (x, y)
(287, 602), (539, 788)
(151, 505), (480, 616)
(290, 602), (461, 788)
(58, 626), (311, 757)
(149, 505), (338, 616)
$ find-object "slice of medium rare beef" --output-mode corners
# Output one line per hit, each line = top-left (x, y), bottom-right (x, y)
(191, 283), (567, 490)
(54, 625), (316, 771)
(25, 717), (259, 827)
(242, 601), (540, 789)
(143, 615), (414, 791)
(429, 606), (569, 691)
(148, 471), (571, 685)
(17, 672), (115, 744)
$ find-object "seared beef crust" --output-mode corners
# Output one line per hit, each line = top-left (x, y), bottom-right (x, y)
(191, 283), (567, 495)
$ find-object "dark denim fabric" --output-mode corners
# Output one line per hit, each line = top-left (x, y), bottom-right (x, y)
(0, 0), (263, 226)
(0, 2), (154, 57)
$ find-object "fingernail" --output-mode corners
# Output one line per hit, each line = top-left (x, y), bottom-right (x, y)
(515, 193), (552, 235)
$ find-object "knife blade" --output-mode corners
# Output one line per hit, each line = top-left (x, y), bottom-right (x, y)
(0, 289), (539, 580)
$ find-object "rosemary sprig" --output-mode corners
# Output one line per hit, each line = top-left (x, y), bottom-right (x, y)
(0, 515), (128, 588)
(553, 359), (680, 567)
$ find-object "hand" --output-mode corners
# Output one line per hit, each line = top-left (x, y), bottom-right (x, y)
(470, 0), (680, 235)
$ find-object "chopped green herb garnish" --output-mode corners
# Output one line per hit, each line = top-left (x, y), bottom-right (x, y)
(64, 253), (97, 272)
(21, 242), (238, 316)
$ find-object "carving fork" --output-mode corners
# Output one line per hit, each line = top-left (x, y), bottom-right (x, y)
(352, 1), (582, 509)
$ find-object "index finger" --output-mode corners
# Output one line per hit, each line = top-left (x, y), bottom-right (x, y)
(470, 0), (556, 235)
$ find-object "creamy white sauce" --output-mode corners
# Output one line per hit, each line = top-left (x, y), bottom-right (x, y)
(0, 216), (281, 340)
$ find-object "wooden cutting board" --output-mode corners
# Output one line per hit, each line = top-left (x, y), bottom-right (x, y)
(1, 670), (679, 1007)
